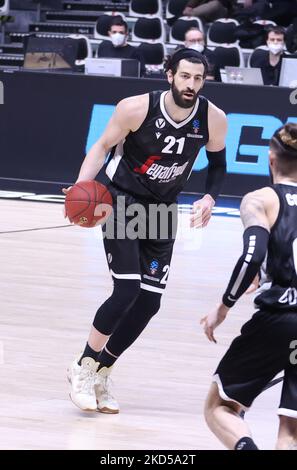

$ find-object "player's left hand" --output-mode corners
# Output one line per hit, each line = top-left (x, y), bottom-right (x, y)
(190, 194), (215, 228)
(200, 303), (229, 343)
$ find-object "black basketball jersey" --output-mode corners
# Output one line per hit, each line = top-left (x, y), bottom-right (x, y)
(102, 90), (209, 203)
(255, 183), (297, 312)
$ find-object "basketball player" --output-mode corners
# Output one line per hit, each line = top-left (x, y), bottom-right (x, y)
(65, 48), (227, 413)
(201, 123), (297, 450)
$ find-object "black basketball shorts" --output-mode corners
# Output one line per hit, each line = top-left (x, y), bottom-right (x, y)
(102, 184), (176, 295)
(213, 309), (297, 417)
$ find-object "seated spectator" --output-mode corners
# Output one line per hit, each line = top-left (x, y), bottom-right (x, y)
(183, 0), (236, 22)
(251, 26), (288, 85)
(97, 17), (145, 76)
(235, 1), (297, 26)
(184, 27), (219, 80)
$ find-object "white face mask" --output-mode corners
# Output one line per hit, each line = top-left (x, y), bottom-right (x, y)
(110, 32), (126, 47)
(188, 43), (204, 53)
(267, 43), (284, 55)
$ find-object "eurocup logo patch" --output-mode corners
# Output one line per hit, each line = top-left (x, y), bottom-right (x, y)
(155, 118), (165, 129)
(192, 119), (200, 134)
(150, 260), (159, 275)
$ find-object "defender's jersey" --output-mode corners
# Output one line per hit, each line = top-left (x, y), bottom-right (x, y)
(255, 183), (297, 312)
(103, 90), (209, 202)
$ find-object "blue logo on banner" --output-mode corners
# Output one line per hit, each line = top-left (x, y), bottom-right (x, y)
(86, 105), (297, 176)
(86, 104), (115, 153)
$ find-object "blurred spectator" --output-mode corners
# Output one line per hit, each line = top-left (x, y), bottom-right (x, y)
(184, 27), (219, 79)
(286, 19), (297, 53)
(251, 26), (288, 85)
(183, 0), (236, 22)
(235, 1), (297, 26)
(97, 17), (145, 76)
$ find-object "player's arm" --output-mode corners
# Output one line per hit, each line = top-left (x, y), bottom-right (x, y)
(221, 191), (270, 308)
(191, 104), (227, 228)
(201, 190), (270, 342)
(76, 94), (148, 183)
(204, 103), (227, 203)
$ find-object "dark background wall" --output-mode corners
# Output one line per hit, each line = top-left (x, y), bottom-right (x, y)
(0, 69), (296, 196)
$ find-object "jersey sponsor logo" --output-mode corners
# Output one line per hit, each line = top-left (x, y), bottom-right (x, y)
(155, 118), (165, 129)
(285, 193), (297, 206)
(134, 156), (189, 182)
(186, 133), (204, 139)
(134, 155), (161, 174)
(146, 161), (189, 182)
(155, 132), (161, 139)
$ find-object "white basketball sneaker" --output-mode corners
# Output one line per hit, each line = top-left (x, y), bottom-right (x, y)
(95, 366), (119, 414)
(67, 357), (99, 411)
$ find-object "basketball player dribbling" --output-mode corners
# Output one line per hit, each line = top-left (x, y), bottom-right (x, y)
(64, 49), (227, 413)
(201, 123), (297, 450)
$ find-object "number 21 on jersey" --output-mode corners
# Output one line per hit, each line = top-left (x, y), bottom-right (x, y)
(162, 136), (185, 155)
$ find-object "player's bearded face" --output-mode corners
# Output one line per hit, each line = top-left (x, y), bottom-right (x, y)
(171, 78), (199, 109)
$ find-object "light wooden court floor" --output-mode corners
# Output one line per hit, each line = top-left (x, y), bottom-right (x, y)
(0, 199), (282, 450)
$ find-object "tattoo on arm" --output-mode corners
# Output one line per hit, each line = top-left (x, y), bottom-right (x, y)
(240, 194), (270, 230)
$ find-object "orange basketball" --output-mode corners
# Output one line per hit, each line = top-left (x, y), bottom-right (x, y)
(65, 181), (113, 227)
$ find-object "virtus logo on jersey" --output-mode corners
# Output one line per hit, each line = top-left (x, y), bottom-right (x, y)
(155, 118), (165, 129)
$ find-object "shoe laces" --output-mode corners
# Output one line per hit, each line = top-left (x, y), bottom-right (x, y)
(96, 374), (114, 397)
(77, 367), (96, 395)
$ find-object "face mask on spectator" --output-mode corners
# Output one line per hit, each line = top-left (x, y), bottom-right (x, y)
(111, 32), (126, 47)
(188, 42), (204, 53)
(267, 43), (284, 55)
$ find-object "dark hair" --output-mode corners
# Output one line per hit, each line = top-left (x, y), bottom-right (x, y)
(270, 123), (297, 176)
(184, 27), (204, 41)
(109, 17), (128, 34)
(164, 48), (208, 78)
(266, 26), (286, 41)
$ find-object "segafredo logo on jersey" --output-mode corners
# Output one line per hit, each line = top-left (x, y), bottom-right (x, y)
(147, 161), (189, 181)
(134, 157), (189, 182)
(155, 118), (165, 129)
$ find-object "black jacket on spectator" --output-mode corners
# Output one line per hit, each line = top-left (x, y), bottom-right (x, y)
(97, 40), (146, 76)
(251, 51), (288, 86)
(203, 47), (220, 81)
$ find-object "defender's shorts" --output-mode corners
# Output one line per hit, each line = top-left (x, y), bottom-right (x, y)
(214, 309), (297, 417)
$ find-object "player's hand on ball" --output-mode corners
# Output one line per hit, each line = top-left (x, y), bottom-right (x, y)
(62, 186), (73, 219)
(62, 186), (73, 195)
(190, 194), (215, 228)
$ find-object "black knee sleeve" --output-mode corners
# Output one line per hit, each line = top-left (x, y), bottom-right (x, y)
(93, 278), (141, 335)
(137, 289), (161, 321)
(105, 289), (162, 357)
